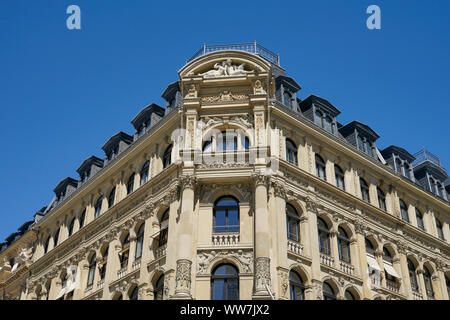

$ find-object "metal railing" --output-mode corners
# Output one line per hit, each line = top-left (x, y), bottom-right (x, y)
(412, 148), (442, 168)
(187, 42), (280, 66)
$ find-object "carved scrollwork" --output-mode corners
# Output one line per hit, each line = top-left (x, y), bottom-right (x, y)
(196, 249), (253, 275)
(254, 257), (271, 293)
(175, 259), (192, 295)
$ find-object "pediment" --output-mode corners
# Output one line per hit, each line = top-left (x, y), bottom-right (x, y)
(178, 51), (271, 79)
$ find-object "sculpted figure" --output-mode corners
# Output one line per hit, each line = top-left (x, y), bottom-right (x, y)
(199, 61), (227, 78)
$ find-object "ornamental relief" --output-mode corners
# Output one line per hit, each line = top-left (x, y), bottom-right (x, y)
(199, 183), (252, 204)
(197, 59), (254, 78)
(196, 249), (253, 275)
(200, 114), (254, 131)
(201, 91), (248, 103)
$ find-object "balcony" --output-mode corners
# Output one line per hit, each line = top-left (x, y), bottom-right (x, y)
(412, 291), (423, 300)
(386, 279), (400, 293)
(212, 233), (240, 246)
(287, 240), (303, 256)
(155, 244), (167, 259)
(117, 267), (128, 279)
(412, 148), (443, 168)
(97, 279), (104, 290)
(339, 261), (355, 276)
(132, 259), (141, 271)
(187, 42), (280, 66)
(84, 285), (92, 297)
(320, 254), (334, 268)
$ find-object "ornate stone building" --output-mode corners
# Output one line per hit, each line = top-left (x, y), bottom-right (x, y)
(1, 43), (449, 300)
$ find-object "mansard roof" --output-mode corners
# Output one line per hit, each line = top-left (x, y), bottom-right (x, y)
(275, 75), (301, 92)
(161, 81), (180, 101)
(381, 145), (416, 163)
(299, 94), (341, 117)
(76, 156), (104, 175)
(53, 177), (78, 195)
(101, 131), (133, 152)
(339, 120), (380, 140)
(131, 103), (165, 130)
(413, 160), (448, 181)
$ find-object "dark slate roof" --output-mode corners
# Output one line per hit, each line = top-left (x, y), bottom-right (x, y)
(299, 95), (341, 117)
(275, 75), (301, 92)
(339, 120), (380, 140)
(445, 179), (450, 192)
(18, 221), (34, 233)
(130, 103), (165, 130)
(76, 156), (104, 175)
(161, 81), (180, 101)
(53, 177), (78, 195)
(5, 232), (20, 245)
(413, 161), (448, 181)
(101, 131), (133, 152)
(381, 145), (416, 163)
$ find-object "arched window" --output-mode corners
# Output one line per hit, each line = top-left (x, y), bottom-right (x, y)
(365, 238), (375, 255)
(129, 287), (139, 300)
(377, 188), (386, 211)
(68, 218), (75, 237)
(54, 228), (60, 248)
(399, 200), (409, 222)
(338, 227), (351, 263)
(154, 275), (164, 300)
(285, 139), (298, 166)
(140, 161), (149, 186)
(99, 246), (108, 280)
(127, 173), (135, 195)
(436, 219), (445, 240)
(322, 282), (336, 300)
(119, 234), (130, 270)
(416, 209), (425, 231)
(289, 270), (305, 300)
(159, 209), (169, 247)
(213, 196), (239, 233)
(344, 290), (355, 300)
(286, 204), (300, 242)
(324, 116), (332, 133)
(203, 139), (212, 152)
(94, 196), (103, 218)
(445, 275), (450, 298)
(108, 187), (116, 208)
(135, 224), (145, 259)
(211, 264), (239, 300)
(335, 165), (345, 190)
(87, 254), (96, 286)
(314, 110), (323, 127)
(283, 91), (292, 108)
(360, 178), (370, 203)
(315, 155), (326, 180)
(423, 266), (434, 298)
(79, 209), (86, 229)
(317, 217), (331, 256)
(44, 236), (50, 254)
(407, 259), (419, 292)
(217, 131), (238, 151)
(163, 145), (172, 169)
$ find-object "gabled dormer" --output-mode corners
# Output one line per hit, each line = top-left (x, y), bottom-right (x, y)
(102, 131), (133, 164)
(53, 177), (78, 203)
(76, 156), (104, 186)
(275, 75), (301, 112)
(161, 81), (182, 115)
(299, 95), (341, 135)
(381, 145), (416, 182)
(412, 149), (449, 201)
(131, 103), (165, 140)
(339, 121), (379, 159)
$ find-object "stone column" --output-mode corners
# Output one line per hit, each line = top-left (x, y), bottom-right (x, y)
(396, 242), (412, 299)
(252, 172), (271, 299)
(173, 175), (196, 299)
(416, 267), (427, 300)
(354, 219), (372, 299)
(435, 261), (449, 300)
(305, 196), (322, 300)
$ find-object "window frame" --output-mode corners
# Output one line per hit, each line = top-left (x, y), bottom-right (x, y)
(213, 196), (240, 234)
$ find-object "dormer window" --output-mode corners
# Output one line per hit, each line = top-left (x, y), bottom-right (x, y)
(324, 116), (333, 133)
(283, 91), (292, 108)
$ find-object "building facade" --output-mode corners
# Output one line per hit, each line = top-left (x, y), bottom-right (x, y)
(1, 43), (449, 300)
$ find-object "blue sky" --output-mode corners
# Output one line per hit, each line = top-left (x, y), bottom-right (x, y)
(0, 0), (449, 241)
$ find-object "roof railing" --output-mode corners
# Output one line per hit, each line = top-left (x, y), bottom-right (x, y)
(412, 148), (442, 167)
(186, 41), (280, 66)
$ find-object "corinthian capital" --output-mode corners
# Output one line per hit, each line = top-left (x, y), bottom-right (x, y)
(180, 175), (196, 190)
(252, 172), (269, 187)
